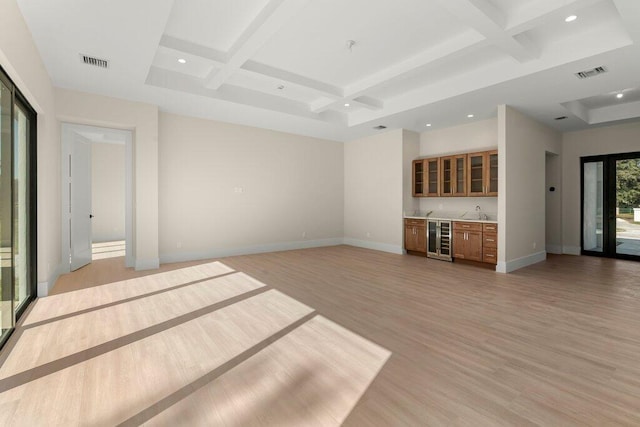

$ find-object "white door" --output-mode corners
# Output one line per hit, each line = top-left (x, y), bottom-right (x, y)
(70, 135), (92, 270)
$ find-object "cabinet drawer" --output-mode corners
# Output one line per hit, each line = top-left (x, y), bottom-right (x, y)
(483, 233), (497, 248)
(483, 223), (497, 232)
(483, 248), (497, 264)
(453, 221), (482, 232)
(405, 219), (425, 226)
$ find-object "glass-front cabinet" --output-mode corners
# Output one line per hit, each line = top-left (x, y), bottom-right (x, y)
(467, 150), (498, 196)
(412, 150), (497, 198)
(425, 158), (439, 196)
(412, 159), (424, 196)
(413, 158), (440, 197)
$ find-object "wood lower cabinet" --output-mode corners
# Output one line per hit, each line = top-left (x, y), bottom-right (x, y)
(453, 222), (483, 262)
(453, 221), (498, 265)
(482, 223), (498, 264)
(405, 219), (426, 254)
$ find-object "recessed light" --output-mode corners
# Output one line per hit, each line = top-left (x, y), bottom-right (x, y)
(425, 123), (432, 127)
(565, 15), (577, 22)
(178, 58), (187, 64)
(467, 114), (474, 118)
(617, 93), (624, 99)
(344, 103), (350, 107)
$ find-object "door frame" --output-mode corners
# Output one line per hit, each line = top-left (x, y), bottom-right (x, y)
(61, 123), (134, 273)
(581, 151), (640, 261)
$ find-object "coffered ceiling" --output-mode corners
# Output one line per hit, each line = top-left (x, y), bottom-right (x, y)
(17, 0), (640, 141)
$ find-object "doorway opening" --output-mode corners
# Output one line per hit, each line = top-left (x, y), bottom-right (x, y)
(61, 124), (133, 272)
(581, 151), (640, 260)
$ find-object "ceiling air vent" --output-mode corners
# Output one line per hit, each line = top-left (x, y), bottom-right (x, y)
(554, 116), (568, 121)
(80, 54), (109, 69)
(575, 66), (606, 79)
(373, 125), (387, 130)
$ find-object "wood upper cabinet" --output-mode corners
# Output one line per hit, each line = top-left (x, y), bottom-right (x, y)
(412, 159), (425, 197)
(425, 158), (439, 196)
(412, 150), (496, 198)
(412, 158), (439, 197)
(405, 219), (426, 254)
(452, 222), (483, 262)
(467, 150), (498, 197)
(440, 155), (467, 196)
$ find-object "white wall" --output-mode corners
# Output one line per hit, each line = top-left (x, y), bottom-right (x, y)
(344, 129), (404, 253)
(92, 142), (125, 243)
(418, 118), (498, 214)
(158, 112), (344, 262)
(562, 121), (640, 254)
(56, 88), (159, 270)
(545, 152), (562, 254)
(498, 105), (561, 272)
(402, 130), (420, 216)
(0, 0), (60, 295)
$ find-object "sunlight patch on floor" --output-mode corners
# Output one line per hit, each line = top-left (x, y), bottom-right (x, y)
(0, 263), (391, 426)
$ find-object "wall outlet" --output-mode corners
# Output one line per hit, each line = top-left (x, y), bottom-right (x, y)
(366, 232), (371, 238)
(177, 241), (182, 249)
(302, 231), (306, 239)
(233, 187), (244, 193)
(533, 242), (537, 249)
(438, 203), (443, 209)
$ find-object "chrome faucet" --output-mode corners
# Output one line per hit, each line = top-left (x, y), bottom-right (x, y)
(475, 205), (481, 219)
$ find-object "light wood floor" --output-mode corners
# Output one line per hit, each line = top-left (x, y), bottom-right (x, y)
(3, 245), (640, 425)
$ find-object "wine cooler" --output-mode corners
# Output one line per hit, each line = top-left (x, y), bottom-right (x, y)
(427, 220), (452, 261)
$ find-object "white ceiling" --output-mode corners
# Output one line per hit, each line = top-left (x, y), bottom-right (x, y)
(16, 0), (640, 142)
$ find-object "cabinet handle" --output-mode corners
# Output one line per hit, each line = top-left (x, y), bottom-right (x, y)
(487, 254), (495, 258)
(463, 225), (470, 228)
(486, 239), (495, 242)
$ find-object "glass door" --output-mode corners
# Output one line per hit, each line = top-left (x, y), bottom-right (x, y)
(582, 160), (604, 254)
(615, 157), (640, 257)
(1, 76), (13, 342)
(0, 66), (37, 348)
(582, 153), (640, 261)
(13, 102), (32, 313)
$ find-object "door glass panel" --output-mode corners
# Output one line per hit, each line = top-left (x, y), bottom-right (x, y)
(489, 153), (498, 193)
(469, 155), (483, 193)
(428, 160), (438, 194)
(455, 157), (465, 194)
(0, 80), (13, 337)
(414, 161), (423, 195)
(442, 159), (451, 194)
(13, 105), (29, 310)
(583, 161), (604, 252)
(615, 158), (640, 256)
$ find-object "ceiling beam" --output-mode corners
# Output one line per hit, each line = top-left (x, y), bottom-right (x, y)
(344, 30), (483, 99)
(204, 0), (311, 90)
(311, 96), (384, 114)
(434, 0), (539, 62)
(159, 35), (226, 65)
(507, 0), (605, 35)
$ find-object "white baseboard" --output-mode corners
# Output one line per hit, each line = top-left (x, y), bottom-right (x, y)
(159, 238), (344, 264)
(37, 263), (64, 297)
(496, 251), (546, 273)
(546, 244), (562, 254)
(135, 258), (160, 271)
(562, 246), (581, 256)
(342, 238), (404, 255)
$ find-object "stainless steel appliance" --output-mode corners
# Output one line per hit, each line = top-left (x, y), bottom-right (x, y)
(427, 220), (452, 261)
